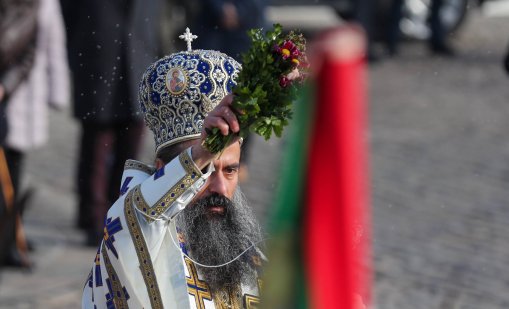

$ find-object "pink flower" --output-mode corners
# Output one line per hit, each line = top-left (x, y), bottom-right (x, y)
(286, 68), (300, 81)
(279, 76), (291, 88)
(276, 40), (301, 61)
(281, 40), (296, 51)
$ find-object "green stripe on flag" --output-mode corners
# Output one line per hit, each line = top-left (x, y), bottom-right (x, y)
(262, 84), (315, 308)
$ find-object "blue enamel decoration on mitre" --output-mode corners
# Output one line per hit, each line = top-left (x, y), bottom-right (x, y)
(139, 28), (241, 154)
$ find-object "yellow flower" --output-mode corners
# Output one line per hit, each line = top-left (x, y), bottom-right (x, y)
(292, 58), (300, 65)
(282, 49), (290, 57)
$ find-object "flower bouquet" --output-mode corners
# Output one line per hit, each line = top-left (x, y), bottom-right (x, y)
(202, 24), (308, 154)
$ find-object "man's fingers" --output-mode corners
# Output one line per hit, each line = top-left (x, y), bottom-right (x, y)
(201, 94), (239, 138)
(218, 105), (239, 133)
(205, 116), (230, 135)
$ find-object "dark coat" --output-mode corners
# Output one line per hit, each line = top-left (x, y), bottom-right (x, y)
(61, 0), (162, 123)
(191, 0), (266, 61)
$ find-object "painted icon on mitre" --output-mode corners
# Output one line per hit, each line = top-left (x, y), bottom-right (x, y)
(166, 67), (187, 95)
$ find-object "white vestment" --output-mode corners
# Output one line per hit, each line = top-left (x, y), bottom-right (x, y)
(82, 148), (262, 309)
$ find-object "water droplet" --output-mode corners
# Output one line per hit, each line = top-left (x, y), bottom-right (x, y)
(96, 45), (102, 49)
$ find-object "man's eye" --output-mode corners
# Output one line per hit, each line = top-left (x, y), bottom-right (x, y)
(225, 167), (238, 175)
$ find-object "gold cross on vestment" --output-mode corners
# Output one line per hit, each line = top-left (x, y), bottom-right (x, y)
(180, 28), (198, 51)
(185, 257), (212, 309)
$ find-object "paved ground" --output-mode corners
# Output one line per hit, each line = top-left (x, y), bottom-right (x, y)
(1, 8), (509, 309)
(370, 10), (509, 309)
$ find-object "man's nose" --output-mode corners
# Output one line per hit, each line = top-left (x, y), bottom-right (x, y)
(207, 172), (228, 196)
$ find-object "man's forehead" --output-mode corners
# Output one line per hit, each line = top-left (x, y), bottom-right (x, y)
(214, 143), (241, 165)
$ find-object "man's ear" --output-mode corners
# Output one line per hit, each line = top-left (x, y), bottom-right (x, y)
(154, 158), (165, 170)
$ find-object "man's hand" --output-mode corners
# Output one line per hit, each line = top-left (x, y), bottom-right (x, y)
(192, 94), (240, 169)
(202, 94), (240, 137)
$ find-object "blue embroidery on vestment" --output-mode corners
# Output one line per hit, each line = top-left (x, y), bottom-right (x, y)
(105, 278), (115, 309)
(154, 167), (165, 180)
(86, 270), (93, 288)
(94, 247), (103, 287)
(104, 217), (123, 259)
(120, 176), (133, 196)
(105, 277), (130, 309)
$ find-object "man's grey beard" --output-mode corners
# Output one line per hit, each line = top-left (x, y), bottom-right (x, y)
(176, 189), (263, 292)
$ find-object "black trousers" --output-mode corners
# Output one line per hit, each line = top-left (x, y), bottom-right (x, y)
(76, 120), (144, 235)
(0, 147), (29, 267)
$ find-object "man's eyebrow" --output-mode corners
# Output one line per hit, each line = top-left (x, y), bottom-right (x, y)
(224, 163), (240, 169)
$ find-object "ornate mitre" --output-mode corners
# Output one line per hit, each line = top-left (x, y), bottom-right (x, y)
(139, 28), (241, 154)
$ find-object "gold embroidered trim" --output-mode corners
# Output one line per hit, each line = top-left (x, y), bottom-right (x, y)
(124, 160), (156, 175)
(155, 135), (201, 155)
(124, 191), (163, 309)
(179, 149), (202, 176)
(132, 150), (202, 222)
(212, 285), (242, 309)
(243, 294), (260, 309)
(101, 243), (130, 309)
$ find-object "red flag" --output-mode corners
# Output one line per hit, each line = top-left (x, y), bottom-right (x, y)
(304, 27), (372, 309)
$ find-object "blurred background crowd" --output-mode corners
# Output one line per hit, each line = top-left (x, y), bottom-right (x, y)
(1, 0), (509, 308)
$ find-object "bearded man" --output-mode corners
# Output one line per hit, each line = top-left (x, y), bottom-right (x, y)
(82, 32), (264, 309)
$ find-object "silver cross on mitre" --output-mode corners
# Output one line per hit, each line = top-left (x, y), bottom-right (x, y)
(179, 27), (198, 51)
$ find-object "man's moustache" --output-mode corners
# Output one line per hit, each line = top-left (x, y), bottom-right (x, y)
(197, 193), (233, 215)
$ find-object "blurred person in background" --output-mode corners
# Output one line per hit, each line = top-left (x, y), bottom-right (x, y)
(1, 0), (69, 268)
(188, 0), (267, 181)
(189, 0), (266, 60)
(354, 0), (379, 62)
(59, 0), (165, 245)
(0, 0), (38, 268)
(387, 0), (455, 56)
